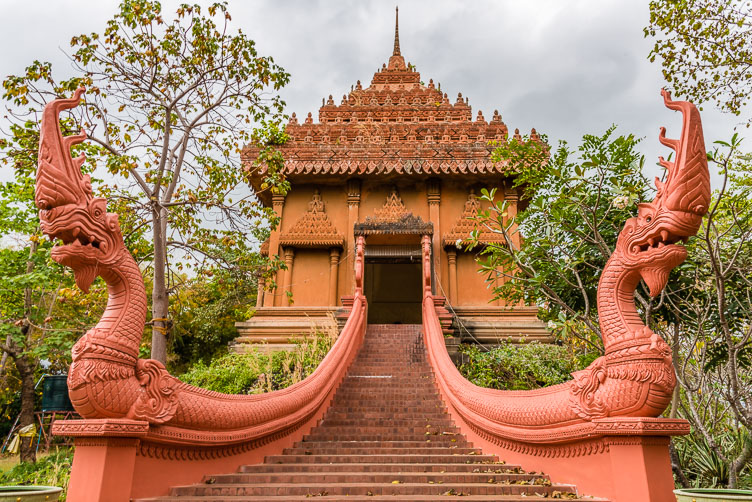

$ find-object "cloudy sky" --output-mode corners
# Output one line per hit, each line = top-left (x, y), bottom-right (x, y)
(0, 0), (743, 185)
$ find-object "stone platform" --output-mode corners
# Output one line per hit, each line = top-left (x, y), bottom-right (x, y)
(232, 306), (341, 353)
(451, 305), (552, 344)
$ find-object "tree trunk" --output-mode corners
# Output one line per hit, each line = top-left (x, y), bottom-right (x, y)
(669, 440), (689, 488)
(14, 347), (37, 463)
(16, 239), (38, 462)
(150, 206), (169, 363)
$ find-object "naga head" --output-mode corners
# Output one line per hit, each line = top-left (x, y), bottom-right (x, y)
(617, 89), (711, 297)
(36, 87), (124, 292)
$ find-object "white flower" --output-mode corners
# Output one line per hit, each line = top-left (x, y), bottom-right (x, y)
(613, 196), (630, 210)
(547, 320), (557, 330)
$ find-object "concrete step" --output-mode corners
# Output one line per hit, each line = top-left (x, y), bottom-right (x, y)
(147, 324), (601, 501)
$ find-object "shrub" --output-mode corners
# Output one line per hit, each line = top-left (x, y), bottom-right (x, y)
(178, 330), (336, 394)
(0, 447), (72, 498)
(458, 342), (588, 390)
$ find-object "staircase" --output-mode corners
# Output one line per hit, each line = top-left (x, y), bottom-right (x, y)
(142, 324), (601, 501)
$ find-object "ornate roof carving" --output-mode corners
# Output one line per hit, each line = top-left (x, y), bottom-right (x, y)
(443, 190), (505, 248)
(244, 11), (542, 204)
(279, 190), (344, 248)
(370, 187), (408, 223)
(355, 188), (432, 235)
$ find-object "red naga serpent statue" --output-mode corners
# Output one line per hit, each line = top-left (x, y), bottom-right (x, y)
(422, 89), (710, 437)
(36, 88), (367, 439)
(38, 87), (707, 436)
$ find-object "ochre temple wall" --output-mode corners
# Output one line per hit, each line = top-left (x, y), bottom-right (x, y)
(273, 180), (511, 309)
(455, 252), (494, 305)
(290, 249), (332, 306)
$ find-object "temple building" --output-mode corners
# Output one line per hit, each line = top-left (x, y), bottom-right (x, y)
(235, 9), (549, 351)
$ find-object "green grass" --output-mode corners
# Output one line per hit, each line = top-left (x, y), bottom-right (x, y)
(0, 448), (72, 499)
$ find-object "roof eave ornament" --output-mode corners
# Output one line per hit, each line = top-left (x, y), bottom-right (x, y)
(388, 6), (406, 70)
(393, 6), (401, 56)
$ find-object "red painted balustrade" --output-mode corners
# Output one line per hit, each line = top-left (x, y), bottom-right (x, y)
(53, 293), (367, 501)
(420, 236), (688, 501)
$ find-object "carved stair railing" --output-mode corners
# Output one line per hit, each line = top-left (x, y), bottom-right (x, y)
(421, 91), (709, 502)
(42, 89), (369, 501)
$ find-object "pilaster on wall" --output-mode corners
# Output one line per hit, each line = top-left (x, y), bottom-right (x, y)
(282, 247), (295, 306)
(426, 179), (441, 295)
(503, 184), (521, 307)
(256, 275), (265, 307)
(329, 248), (341, 306)
(446, 248), (457, 304)
(265, 193), (287, 307)
(503, 184), (520, 249)
(346, 179), (361, 295)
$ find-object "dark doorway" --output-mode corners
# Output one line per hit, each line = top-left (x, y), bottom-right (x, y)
(365, 259), (423, 324)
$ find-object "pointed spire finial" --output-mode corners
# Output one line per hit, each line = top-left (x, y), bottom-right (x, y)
(393, 6), (401, 57)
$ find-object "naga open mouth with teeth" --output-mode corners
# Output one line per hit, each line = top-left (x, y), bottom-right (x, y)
(612, 89), (710, 300)
(36, 88), (125, 293)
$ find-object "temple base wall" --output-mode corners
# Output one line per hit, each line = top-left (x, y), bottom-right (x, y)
(451, 305), (552, 344)
(233, 306), (341, 352)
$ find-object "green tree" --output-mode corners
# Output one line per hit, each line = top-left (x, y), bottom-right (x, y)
(645, 0), (752, 124)
(2, 0), (290, 363)
(0, 121), (108, 462)
(168, 266), (259, 372)
(660, 135), (752, 488)
(476, 128), (651, 355)
(475, 128), (752, 488)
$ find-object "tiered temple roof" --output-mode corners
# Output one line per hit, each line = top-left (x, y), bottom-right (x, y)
(246, 8), (540, 203)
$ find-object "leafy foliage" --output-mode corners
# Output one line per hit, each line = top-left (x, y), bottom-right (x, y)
(2, 0), (290, 362)
(0, 447), (73, 498)
(168, 267), (259, 372)
(646, 0), (752, 123)
(675, 429), (752, 488)
(178, 330), (336, 394)
(458, 342), (587, 391)
(476, 127), (652, 354)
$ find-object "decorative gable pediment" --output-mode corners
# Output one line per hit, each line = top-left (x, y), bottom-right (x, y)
(279, 190), (344, 248)
(355, 187), (433, 235)
(370, 188), (408, 224)
(443, 190), (504, 248)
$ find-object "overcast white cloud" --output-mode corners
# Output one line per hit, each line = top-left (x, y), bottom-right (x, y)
(0, 0), (744, 186)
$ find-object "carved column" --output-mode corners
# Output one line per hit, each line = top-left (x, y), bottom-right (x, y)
(504, 184), (521, 306)
(256, 274), (265, 307)
(265, 192), (286, 307)
(328, 248), (341, 306)
(426, 179), (441, 295)
(282, 247), (295, 306)
(446, 248), (458, 305)
(421, 234), (432, 297)
(504, 184), (521, 249)
(346, 179), (361, 295)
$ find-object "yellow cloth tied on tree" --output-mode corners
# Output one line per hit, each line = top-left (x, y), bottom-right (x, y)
(7, 423), (36, 455)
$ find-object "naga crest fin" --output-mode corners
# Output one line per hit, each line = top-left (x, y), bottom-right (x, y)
(655, 89), (711, 216)
(35, 87), (90, 211)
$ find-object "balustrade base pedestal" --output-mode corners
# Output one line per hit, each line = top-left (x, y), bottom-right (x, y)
(457, 417), (688, 502)
(53, 419), (148, 502)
